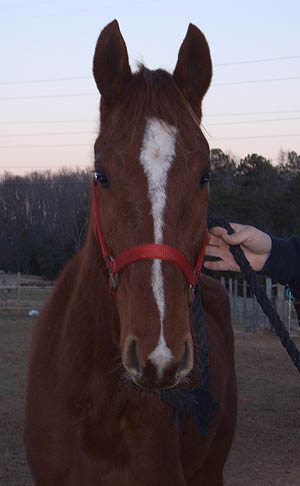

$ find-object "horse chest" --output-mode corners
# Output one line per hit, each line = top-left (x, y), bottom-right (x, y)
(70, 397), (189, 484)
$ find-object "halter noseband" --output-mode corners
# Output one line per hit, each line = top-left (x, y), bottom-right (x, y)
(92, 181), (208, 302)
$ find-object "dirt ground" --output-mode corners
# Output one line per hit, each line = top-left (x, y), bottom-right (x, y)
(224, 331), (300, 485)
(0, 316), (299, 485)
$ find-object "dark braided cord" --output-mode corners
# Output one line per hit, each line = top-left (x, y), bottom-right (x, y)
(208, 217), (300, 374)
(160, 282), (219, 436)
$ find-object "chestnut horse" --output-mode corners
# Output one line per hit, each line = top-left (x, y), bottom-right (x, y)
(25, 20), (237, 485)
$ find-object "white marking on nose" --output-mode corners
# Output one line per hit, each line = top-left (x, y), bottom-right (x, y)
(148, 333), (173, 379)
(140, 117), (177, 377)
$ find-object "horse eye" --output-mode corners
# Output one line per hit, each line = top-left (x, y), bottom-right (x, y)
(200, 172), (210, 187)
(94, 170), (110, 189)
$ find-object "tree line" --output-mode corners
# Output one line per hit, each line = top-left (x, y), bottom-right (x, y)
(0, 149), (299, 279)
(0, 169), (91, 279)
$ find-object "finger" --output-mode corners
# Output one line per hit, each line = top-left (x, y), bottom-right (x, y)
(221, 226), (252, 246)
(205, 245), (225, 258)
(228, 222), (244, 233)
(209, 226), (230, 238)
(203, 259), (240, 272)
(203, 260), (226, 271)
(207, 233), (229, 248)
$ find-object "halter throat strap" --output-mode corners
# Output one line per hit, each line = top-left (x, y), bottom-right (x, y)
(92, 181), (207, 296)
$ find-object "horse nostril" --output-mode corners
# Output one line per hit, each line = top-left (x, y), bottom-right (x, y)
(123, 338), (142, 379)
(175, 340), (193, 380)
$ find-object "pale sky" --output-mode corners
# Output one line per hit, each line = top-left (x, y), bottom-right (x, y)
(1, 0), (300, 175)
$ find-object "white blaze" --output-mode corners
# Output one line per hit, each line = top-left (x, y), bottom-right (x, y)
(139, 117), (177, 377)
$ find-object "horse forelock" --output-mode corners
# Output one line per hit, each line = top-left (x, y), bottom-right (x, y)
(99, 65), (203, 148)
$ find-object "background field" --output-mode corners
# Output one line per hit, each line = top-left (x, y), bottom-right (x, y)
(0, 293), (300, 485)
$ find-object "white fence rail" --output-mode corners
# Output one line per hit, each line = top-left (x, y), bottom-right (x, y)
(0, 273), (53, 312)
(220, 276), (300, 335)
(1, 273), (299, 334)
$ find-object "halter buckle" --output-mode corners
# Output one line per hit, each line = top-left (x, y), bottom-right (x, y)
(109, 271), (119, 292)
(105, 256), (119, 294)
(188, 284), (195, 306)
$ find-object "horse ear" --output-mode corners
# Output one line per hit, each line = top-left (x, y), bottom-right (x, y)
(93, 19), (132, 104)
(173, 24), (212, 116)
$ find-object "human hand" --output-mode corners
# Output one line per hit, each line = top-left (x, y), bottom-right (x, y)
(204, 223), (272, 272)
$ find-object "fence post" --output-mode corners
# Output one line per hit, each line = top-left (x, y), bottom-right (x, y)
(276, 284), (285, 322)
(232, 279), (238, 323)
(243, 280), (248, 331)
(1, 278), (8, 307)
(17, 272), (21, 312)
(265, 277), (272, 330)
(234, 279), (238, 298)
(228, 278), (233, 314)
(252, 293), (258, 330)
(1, 288), (8, 307)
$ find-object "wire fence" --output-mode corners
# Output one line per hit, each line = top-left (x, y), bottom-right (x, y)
(0, 273), (53, 316)
(220, 276), (300, 335)
(1, 274), (299, 335)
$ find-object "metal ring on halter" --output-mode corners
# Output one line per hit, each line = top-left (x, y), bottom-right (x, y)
(109, 271), (119, 292)
(188, 284), (195, 305)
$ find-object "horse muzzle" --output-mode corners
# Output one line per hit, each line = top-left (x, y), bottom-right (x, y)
(122, 335), (194, 390)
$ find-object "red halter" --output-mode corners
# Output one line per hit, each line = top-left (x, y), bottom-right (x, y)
(92, 181), (208, 301)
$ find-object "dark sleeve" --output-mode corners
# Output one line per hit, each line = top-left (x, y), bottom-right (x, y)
(261, 235), (300, 299)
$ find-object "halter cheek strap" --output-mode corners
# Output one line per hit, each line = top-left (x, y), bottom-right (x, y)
(92, 181), (208, 301)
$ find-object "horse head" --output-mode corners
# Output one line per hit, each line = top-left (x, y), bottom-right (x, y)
(92, 20), (212, 391)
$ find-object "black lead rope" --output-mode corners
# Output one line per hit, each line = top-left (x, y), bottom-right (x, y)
(208, 217), (300, 374)
(160, 282), (219, 436)
(161, 217), (300, 437)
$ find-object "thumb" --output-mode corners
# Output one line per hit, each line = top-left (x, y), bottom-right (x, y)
(221, 225), (250, 246)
